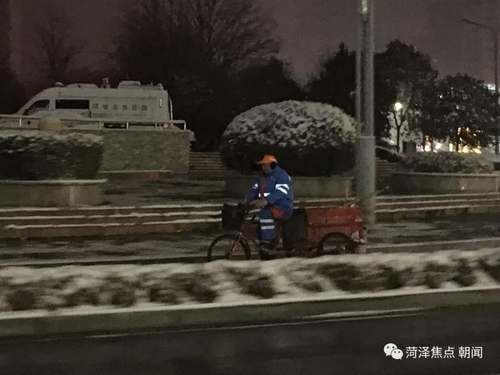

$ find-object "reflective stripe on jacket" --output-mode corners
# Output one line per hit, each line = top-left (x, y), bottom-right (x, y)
(246, 167), (294, 212)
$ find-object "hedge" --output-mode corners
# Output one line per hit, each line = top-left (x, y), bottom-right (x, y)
(402, 151), (494, 174)
(220, 101), (356, 176)
(0, 249), (499, 312)
(0, 131), (103, 180)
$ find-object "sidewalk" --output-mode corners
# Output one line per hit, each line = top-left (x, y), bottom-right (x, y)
(0, 213), (497, 260)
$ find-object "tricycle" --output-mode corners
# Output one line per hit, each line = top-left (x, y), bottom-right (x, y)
(207, 201), (367, 261)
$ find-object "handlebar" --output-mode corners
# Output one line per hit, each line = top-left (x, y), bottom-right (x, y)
(232, 202), (259, 220)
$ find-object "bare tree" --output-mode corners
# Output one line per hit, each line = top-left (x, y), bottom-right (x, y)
(115, 0), (278, 76)
(31, 4), (84, 84)
(113, 0), (280, 150)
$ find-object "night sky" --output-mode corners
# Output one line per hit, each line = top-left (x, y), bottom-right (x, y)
(266, 0), (500, 83)
(15, 0), (500, 84)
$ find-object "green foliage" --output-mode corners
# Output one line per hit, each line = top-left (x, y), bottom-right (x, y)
(402, 152), (494, 174)
(306, 43), (391, 138)
(238, 58), (305, 112)
(220, 101), (356, 176)
(417, 74), (500, 149)
(307, 43), (356, 116)
(0, 131), (103, 180)
(376, 40), (438, 151)
(307, 40), (438, 142)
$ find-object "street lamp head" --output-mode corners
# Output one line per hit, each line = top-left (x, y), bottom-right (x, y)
(394, 102), (403, 112)
(361, 0), (368, 14)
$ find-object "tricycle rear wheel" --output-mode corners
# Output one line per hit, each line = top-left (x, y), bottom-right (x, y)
(316, 233), (358, 256)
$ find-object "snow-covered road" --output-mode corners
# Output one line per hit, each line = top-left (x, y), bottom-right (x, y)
(0, 213), (499, 263)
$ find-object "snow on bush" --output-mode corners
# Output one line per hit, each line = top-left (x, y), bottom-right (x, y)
(0, 130), (103, 180)
(222, 101), (356, 147)
(220, 101), (357, 176)
(402, 152), (493, 174)
(1, 249), (500, 313)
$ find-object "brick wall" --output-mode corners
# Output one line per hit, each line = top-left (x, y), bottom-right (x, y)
(67, 129), (192, 174)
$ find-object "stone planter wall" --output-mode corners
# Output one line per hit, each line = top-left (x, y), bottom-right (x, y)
(224, 173), (352, 198)
(69, 129), (192, 174)
(0, 127), (193, 174)
(0, 180), (107, 207)
(390, 172), (499, 194)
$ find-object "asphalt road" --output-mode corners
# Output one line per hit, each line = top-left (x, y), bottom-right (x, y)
(1, 304), (500, 375)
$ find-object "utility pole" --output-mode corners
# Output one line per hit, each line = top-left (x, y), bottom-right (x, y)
(496, 33), (499, 155)
(461, 18), (500, 155)
(355, 0), (376, 224)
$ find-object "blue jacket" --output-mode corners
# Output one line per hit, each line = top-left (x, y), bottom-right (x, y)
(246, 166), (294, 211)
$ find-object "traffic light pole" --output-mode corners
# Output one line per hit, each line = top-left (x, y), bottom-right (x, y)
(355, 0), (376, 224)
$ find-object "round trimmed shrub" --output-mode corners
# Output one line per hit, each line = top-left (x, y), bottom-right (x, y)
(220, 101), (356, 177)
(402, 152), (493, 174)
(0, 131), (103, 180)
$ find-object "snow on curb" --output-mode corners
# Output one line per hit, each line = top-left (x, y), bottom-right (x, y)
(1, 286), (500, 338)
(0, 249), (499, 336)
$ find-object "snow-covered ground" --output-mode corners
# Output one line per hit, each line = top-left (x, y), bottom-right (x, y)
(0, 249), (499, 313)
(1, 215), (499, 263)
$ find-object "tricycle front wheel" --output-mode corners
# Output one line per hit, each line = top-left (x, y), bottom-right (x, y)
(207, 234), (252, 262)
(316, 233), (359, 256)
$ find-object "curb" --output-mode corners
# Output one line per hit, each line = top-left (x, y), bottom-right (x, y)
(1, 287), (499, 338)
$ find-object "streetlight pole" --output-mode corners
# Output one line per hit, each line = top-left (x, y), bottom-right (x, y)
(461, 18), (499, 155)
(356, 0), (376, 224)
(495, 33), (499, 155)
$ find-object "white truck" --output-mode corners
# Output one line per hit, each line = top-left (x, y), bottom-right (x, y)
(2, 80), (185, 130)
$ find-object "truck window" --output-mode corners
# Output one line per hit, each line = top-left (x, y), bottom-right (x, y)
(55, 99), (90, 110)
(23, 100), (50, 116)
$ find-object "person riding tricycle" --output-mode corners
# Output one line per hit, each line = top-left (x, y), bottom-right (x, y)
(243, 155), (295, 258)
